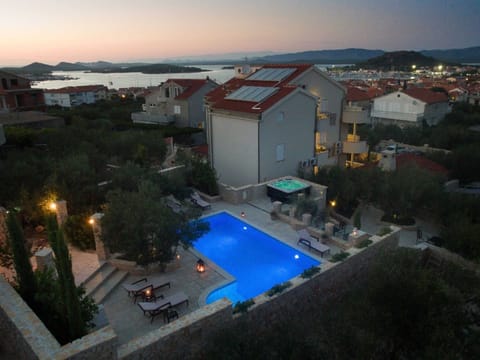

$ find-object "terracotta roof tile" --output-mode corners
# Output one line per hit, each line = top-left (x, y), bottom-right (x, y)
(396, 153), (448, 176)
(402, 88), (449, 104)
(44, 85), (107, 94)
(165, 79), (212, 100)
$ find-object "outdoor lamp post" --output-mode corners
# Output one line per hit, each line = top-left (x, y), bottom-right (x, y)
(196, 258), (206, 273)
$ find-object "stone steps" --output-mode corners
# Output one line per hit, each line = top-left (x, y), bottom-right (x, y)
(90, 270), (128, 304)
(81, 262), (129, 304)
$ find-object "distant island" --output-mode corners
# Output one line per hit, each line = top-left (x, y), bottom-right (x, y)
(353, 51), (445, 71)
(89, 64), (208, 74)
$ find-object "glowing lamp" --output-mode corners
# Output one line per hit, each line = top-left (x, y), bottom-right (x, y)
(88, 218), (95, 225)
(196, 259), (206, 273)
(49, 202), (57, 211)
(240, 211), (246, 217)
(329, 200), (336, 208)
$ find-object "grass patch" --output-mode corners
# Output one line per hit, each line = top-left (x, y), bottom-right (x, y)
(233, 299), (255, 314)
(267, 281), (292, 297)
(330, 251), (350, 263)
(300, 266), (321, 279)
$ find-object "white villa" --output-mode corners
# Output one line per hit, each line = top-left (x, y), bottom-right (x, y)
(44, 85), (107, 108)
(371, 88), (450, 127)
(132, 78), (218, 128)
(205, 64), (346, 187)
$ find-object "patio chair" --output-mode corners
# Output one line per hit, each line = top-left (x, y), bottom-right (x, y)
(138, 291), (189, 323)
(123, 278), (172, 303)
(190, 191), (211, 210)
(297, 229), (331, 258)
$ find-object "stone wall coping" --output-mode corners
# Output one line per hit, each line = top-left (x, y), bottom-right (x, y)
(53, 326), (117, 359)
(0, 277), (60, 359)
(117, 298), (232, 359)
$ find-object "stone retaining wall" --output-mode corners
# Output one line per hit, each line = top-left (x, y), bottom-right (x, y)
(118, 299), (232, 360)
(0, 277), (118, 360)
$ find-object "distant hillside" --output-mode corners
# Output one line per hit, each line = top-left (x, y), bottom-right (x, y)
(356, 51), (440, 70)
(258, 48), (385, 64)
(55, 62), (88, 71)
(76, 61), (115, 69)
(421, 46), (480, 63)
(21, 62), (55, 72)
(90, 63), (207, 74)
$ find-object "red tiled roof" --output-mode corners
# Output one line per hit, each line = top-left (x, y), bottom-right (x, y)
(346, 86), (383, 102)
(402, 88), (449, 104)
(165, 79), (211, 100)
(396, 153), (448, 176)
(205, 64), (314, 114)
(44, 85), (107, 94)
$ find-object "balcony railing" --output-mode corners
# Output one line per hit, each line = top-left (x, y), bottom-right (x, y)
(343, 137), (368, 154)
(370, 110), (423, 123)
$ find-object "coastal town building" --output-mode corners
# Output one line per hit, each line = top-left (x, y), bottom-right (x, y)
(371, 87), (450, 127)
(43, 85), (108, 108)
(205, 64), (346, 186)
(132, 78), (218, 128)
(0, 70), (45, 112)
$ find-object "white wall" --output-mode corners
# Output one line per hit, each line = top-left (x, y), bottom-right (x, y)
(211, 113), (259, 187)
(259, 91), (316, 182)
(371, 92), (425, 124)
(44, 93), (71, 107)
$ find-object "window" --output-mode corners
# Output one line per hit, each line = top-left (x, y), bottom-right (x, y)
(174, 87), (179, 97)
(276, 144), (285, 162)
(165, 88), (170, 98)
(10, 79), (18, 86)
(277, 111), (284, 123)
(329, 113), (336, 126)
(174, 105), (181, 114)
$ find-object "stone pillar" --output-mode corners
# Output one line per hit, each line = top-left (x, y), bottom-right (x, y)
(325, 222), (335, 237)
(302, 213), (312, 226)
(90, 213), (109, 261)
(272, 201), (282, 214)
(0, 207), (7, 246)
(35, 248), (55, 272)
(55, 200), (68, 226)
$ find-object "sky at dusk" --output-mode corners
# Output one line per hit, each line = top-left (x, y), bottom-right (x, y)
(2, 0), (479, 66)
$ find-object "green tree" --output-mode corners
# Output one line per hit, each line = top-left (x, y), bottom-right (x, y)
(46, 215), (90, 341)
(102, 181), (209, 266)
(6, 211), (37, 302)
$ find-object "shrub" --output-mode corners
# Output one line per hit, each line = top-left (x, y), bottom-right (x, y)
(330, 251), (350, 263)
(300, 266), (321, 279)
(233, 299), (255, 314)
(294, 198), (318, 219)
(189, 159), (219, 196)
(377, 226), (393, 236)
(63, 215), (95, 250)
(355, 238), (373, 249)
(381, 213), (415, 226)
(353, 210), (362, 229)
(267, 281), (292, 297)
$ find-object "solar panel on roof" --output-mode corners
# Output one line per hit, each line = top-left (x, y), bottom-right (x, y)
(225, 86), (278, 102)
(247, 68), (296, 82)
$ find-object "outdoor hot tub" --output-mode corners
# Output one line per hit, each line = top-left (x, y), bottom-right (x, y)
(267, 178), (311, 202)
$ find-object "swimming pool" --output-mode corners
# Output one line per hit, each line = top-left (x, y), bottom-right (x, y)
(193, 212), (320, 304)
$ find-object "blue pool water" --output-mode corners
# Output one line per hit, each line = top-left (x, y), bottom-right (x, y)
(193, 212), (320, 304)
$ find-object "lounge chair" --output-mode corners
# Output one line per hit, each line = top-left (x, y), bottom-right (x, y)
(297, 229), (331, 257)
(122, 278), (150, 297)
(166, 195), (183, 214)
(138, 291), (189, 323)
(190, 191), (211, 210)
(122, 278), (171, 303)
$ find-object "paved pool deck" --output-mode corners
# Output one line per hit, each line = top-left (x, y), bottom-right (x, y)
(69, 198), (439, 345)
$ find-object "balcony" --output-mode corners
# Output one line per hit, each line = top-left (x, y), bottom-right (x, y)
(343, 134), (368, 154)
(370, 110), (424, 123)
(343, 105), (370, 124)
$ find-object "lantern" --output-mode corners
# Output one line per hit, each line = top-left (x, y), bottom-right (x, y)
(196, 259), (206, 273)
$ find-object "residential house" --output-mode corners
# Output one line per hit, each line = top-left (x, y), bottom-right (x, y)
(205, 64), (345, 187)
(341, 85), (383, 167)
(0, 70), (45, 112)
(43, 85), (108, 107)
(371, 87), (450, 127)
(132, 78), (218, 128)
